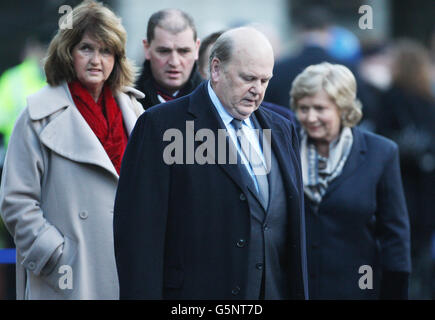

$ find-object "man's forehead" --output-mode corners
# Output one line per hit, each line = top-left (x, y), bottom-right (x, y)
(151, 26), (196, 45)
(229, 49), (274, 76)
(239, 68), (273, 80)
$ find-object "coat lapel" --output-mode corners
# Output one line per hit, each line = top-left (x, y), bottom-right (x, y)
(28, 83), (139, 179)
(254, 107), (300, 201)
(39, 102), (119, 178)
(187, 82), (253, 197)
(323, 127), (367, 197)
(116, 90), (142, 134)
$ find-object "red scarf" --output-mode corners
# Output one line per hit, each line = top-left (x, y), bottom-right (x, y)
(68, 81), (127, 174)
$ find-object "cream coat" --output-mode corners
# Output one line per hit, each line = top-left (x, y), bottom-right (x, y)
(0, 82), (144, 299)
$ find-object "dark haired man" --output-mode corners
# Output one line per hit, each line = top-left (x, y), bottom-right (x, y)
(136, 9), (203, 109)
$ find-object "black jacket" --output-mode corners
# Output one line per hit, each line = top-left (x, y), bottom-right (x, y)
(114, 82), (308, 299)
(135, 60), (204, 110)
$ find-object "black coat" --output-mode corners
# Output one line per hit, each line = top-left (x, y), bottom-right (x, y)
(377, 86), (435, 258)
(306, 127), (411, 299)
(114, 82), (308, 299)
(135, 60), (204, 110)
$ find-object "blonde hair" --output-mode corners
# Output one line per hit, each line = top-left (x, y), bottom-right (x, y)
(44, 0), (136, 92)
(290, 62), (362, 127)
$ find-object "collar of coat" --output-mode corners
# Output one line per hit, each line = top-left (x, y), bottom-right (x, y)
(25, 82), (144, 178)
(136, 60), (204, 98)
(27, 82), (144, 120)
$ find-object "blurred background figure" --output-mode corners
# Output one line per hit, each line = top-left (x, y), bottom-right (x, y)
(327, 25), (362, 68)
(265, 5), (336, 109)
(0, 0), (143, 299)
(290, 62), (411, 299)
(265, 5), (378, 133)
(376, 39), (435, 300)
(0, 39), (46, 152)
(197, 30), (225, 79)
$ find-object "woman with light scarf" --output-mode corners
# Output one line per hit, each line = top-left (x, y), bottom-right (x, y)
(290, 62), (411, 299)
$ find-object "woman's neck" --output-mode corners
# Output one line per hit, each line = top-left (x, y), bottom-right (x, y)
(315, 141), (330, 157)
(86, 84), (104, 102)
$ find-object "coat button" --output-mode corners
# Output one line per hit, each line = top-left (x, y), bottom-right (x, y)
(236, 239), (246, 248)
(239, 193), (246, 201)
(263, 224), (269, 231)
(28, 261), (36, 270)
(231, 286), (240, 296)
(256, 263), (263, 270)
(79, 210), (88, 219)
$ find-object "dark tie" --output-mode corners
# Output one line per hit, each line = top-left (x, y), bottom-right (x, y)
(231, 118), (269, 209)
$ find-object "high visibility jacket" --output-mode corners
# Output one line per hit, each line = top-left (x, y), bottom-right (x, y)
(0, 58), (46, 146)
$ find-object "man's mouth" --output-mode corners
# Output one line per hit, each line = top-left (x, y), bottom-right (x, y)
(166, 70), (181, 78)
(242, 98), (256, 105)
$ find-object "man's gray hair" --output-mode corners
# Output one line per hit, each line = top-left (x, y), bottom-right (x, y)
(208, 34), (233, 74)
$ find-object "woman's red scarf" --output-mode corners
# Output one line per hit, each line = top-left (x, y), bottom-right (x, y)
(68, 81), (127, 174)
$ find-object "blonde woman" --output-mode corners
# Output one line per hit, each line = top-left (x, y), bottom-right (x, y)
(290, 62), (411, 299)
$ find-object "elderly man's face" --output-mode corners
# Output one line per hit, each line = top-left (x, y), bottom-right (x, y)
(144, 26), (199, 94)
(211, 47), (273, 120)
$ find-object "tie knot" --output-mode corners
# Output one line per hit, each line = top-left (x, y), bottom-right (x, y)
(231, 118), (243, 131)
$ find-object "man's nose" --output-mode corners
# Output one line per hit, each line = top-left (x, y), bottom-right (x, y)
(249, 80), (262, 96)
(168, 52), (181, 66)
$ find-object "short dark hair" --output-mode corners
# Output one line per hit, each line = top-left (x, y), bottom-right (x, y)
(198, 30), (225, 75)
(146, 9), (197, 43)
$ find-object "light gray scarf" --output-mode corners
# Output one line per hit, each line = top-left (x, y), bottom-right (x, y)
(300, 127), (354, 204)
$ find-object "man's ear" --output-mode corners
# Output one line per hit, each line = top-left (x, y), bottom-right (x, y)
(210, 57), (221, 82)
(194, 38), (200, 60)
(143, 39), (151, 60)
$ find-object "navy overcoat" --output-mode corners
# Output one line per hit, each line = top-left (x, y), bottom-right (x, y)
(113, 82), (308, 299)
(305, 127), (411, 299)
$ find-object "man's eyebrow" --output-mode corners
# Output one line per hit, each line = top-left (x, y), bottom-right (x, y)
(240, 72), (255, 78)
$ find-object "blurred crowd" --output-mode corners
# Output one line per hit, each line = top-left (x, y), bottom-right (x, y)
(0, 1), (434, 300)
